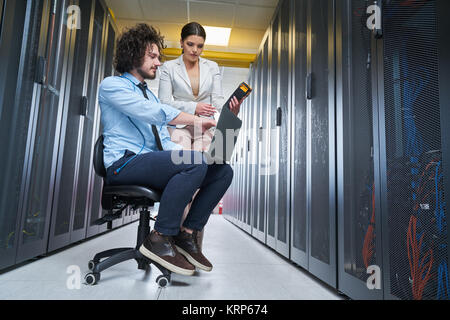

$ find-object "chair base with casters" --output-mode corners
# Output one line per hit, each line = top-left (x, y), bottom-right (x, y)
(86, 136), (172, 288)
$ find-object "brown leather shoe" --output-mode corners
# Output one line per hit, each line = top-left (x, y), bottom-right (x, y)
(139, 230), (195, 276)
(174, 230), (213, 272)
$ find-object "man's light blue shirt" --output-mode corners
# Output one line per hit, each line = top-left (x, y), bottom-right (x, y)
(99, 72), (182, 170)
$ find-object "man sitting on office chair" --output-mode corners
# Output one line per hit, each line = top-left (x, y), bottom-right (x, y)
(98, 24), (241, 276)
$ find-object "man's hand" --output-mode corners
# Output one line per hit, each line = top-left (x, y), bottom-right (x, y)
(196, 103), (217, 117)
(195, 117), (216, 133)
(169, 111), (216, 130)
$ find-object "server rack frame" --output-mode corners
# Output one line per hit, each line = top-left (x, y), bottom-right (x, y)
(266, 9), (278, 251)
(253, 29), (270, 244)
(289, 0), (309, 270)
(305, 0), (337, 289)
(270, 0), (291, 259)
(377, 0), (450, 301)
(16, 0), (74, 264)
(47, 0), (93, 252)
(85, 0), (110, 238)
(436, 0), (450, 275)
(335, 0), (385, 300)
(0, 0), (29, 270)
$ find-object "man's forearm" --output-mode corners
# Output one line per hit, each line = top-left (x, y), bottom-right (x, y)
(168, 112), (200, 126)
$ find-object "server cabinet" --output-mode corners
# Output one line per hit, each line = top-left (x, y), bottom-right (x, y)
(255, 31), (270, 243)
(266, 11), (278, 250)
(250, 62), (259, 235)
(290, 0), (308, 270)
(243, 79), (252, 234)
(248, 66), (257, 234)
(48, 0), (98, 251)
(16, 0), (75, 263)
(86, 3), (111, 238)
(273, 0), (291, 258)
(306, 0), (337, 287)
(336, 0), (383, 299)
(0, 0), (32, 269)
(379, 0), (450, 300)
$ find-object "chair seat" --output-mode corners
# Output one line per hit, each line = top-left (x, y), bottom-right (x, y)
(103, 185), (161, 202)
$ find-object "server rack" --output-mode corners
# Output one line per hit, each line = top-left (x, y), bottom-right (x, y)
(226, 0), (338, 288)
(248, 65), (257, 235)
(336, 0), (384, 299)
(243, 79), (252, 234)
(266, 12), (278, 250)
(290, 0), (308, 270)
(0, 0), (30, 270)
(274, 0), (291, 258)
(16, 0), (75, 263)
(48, 0), (97, 251)
(305, 0), (337, 288)
(255, 31), (269, 244)
(86, 1), (111, 238)
(378, 0), (450, 300)
(0, 0), (123, 272)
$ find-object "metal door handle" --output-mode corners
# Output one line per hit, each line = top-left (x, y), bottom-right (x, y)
(306, 73), (312, 100)
(276, 107), (282, 127)
(80, 96), (88, 116)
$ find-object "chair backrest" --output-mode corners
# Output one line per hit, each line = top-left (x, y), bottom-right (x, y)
(93, 135), (107, 178)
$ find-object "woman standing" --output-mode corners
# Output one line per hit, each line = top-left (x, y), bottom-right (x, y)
(158, 22), (242, 249)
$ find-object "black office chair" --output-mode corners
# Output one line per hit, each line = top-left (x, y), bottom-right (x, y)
(84, 135), (171, 287)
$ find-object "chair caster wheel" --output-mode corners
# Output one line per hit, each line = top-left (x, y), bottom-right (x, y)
(85, 272), (100, 285)
(88, 260), (96, 271)
(156, 275), (170, 288)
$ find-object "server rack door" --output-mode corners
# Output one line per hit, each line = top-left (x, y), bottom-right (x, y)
(0, 0), (4, 33)
(437, 0), (450, 282)
(266, 12), (279, 250)
(16, 0), (74, 263)
(236, 128), (243, 227)
(379, 0), (450, 300)
(251, 57), (259, 233)
(336, 0), (383, 299)
(249, 67), (258, 235)
(48, 0), (95, 252)
(0, 0), (34, 270)
(244, 84), (252, 234)
(290, 0), (308, 269)
(241, 90), (248, 229)
(85, 0), (108, 238)
(306, 0), (337, 288)
(256, 33), (269, 243)
(274, 0), (291, 258)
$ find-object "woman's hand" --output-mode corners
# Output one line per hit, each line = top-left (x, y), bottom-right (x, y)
(229, 96), (244, 116)
(195, 102), (217, 117)
(193, 117), (217, 134)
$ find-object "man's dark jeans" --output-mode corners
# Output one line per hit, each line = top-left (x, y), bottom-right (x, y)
(105, 150), (233, 236)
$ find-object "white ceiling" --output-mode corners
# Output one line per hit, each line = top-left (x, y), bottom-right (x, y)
(104, 0), (279, 53)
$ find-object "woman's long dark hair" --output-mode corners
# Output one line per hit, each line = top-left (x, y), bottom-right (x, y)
(181, 22), (206, 41)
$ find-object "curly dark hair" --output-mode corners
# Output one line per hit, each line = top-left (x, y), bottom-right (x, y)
(114, 23), (166, 74)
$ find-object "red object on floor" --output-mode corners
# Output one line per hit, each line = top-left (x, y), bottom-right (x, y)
(219, 199), (223, 215)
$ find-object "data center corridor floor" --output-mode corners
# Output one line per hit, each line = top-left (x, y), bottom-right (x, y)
(0, 214), (342, 300)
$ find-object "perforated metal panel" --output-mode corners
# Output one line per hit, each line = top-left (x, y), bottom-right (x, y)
(309, 0), (331, 265)
(342, 0), (376, 282)
(382, 0), (449, 300)
(292, 0), (307, 255)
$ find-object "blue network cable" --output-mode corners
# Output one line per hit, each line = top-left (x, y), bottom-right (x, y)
(437, 262), (449, 300)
